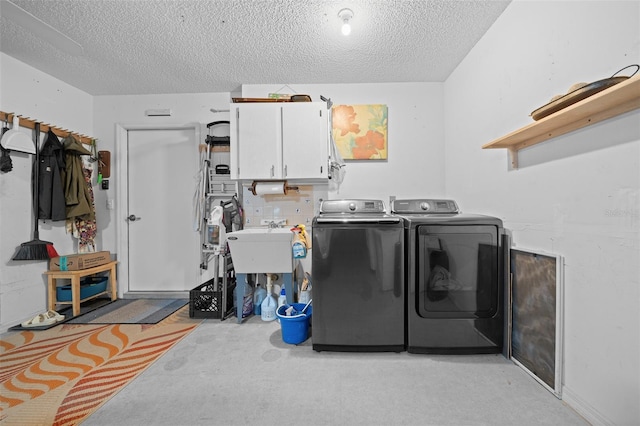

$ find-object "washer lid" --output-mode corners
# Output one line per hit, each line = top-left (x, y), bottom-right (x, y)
(391, 199), (459, 214)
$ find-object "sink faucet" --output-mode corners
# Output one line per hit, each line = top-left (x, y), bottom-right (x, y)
(268, 221), (279, 229)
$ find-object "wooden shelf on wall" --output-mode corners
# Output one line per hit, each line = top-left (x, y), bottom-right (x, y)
(482, 75), (640, 168)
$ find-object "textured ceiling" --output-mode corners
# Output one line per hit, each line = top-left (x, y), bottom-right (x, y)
(0, 0), (510, 96)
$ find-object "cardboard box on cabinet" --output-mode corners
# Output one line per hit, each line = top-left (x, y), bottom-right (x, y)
(49, 251), (112, 271)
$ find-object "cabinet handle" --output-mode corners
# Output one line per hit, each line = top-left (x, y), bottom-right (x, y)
(270, 165), (274, 177)
(284, 165), (287, 177)
(320, 166), (323, 174)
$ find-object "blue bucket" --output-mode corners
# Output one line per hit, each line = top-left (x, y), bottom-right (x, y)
(276, 303), (312, 344)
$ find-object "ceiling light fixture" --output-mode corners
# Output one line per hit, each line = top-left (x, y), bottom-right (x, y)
(338, 8), (353, 36)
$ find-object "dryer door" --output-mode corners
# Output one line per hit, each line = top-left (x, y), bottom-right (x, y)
(416, 225), (500, 318)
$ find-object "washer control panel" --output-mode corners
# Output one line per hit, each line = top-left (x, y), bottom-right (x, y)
(391, 199), (459, 214)
(320, 199), (386, 214)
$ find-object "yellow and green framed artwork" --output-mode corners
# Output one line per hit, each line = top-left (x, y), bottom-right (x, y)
(332, 104), (388, 160)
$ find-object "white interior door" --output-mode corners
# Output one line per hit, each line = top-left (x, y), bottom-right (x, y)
(126, 128), (200, 292)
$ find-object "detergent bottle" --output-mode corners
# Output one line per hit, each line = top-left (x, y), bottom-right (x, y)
(260, 275), (277, 322)
(278, 286), (287, 308)
(276, 286), (288, 323)
(206, 206), (226, 253)
(233, 278), (253, 318)
(253, 279), (266, 315)
(290, 224), (309, 259)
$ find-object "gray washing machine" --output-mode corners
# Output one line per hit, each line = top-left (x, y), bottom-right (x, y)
(312, 199), (405, 352)
(392, 199), (505, 354)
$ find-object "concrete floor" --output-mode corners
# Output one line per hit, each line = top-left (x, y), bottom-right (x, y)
(83, 315), (588, 426)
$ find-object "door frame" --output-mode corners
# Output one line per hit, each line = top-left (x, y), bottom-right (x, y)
(115, 122), (201, 297)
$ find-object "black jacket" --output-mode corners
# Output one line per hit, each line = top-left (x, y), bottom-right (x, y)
(38, 130), (66, 221)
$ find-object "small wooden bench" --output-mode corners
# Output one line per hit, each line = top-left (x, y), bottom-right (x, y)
(45, 261), (118, 316)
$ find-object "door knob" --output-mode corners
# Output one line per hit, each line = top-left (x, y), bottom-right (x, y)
(127, 214), (141, 222)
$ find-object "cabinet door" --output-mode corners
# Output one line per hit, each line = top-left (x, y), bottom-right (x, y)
(282, 103), (328, 179)
(233, 103), (282, 180)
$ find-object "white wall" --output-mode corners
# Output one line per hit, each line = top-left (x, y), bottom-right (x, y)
(0, 53), (94, 330)
(241, 83), (446, 205)
(444, 1), (639, 425)
(92, 92), (232, 252)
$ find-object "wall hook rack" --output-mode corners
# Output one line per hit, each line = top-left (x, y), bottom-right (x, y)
(0, 110), (95, 146)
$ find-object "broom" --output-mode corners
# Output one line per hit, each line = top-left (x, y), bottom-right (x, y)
(13, 122), (59, 260)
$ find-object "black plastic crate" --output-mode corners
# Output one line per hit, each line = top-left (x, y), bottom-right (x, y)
(189, 279), (234, 319)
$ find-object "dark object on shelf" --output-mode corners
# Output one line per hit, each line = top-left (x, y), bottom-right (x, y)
(531, 64), (639, 121)
(231, 95), (312, 103)
(232, 98), (290, 103)
(290, 94), (312, 102)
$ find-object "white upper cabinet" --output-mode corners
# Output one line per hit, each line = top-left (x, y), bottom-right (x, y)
(230, 102), (329, 180)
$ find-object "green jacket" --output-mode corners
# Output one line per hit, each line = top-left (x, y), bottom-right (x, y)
(61, 135), (95, 221)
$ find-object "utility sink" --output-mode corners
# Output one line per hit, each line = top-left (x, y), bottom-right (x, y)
(227, 228), (294, 273)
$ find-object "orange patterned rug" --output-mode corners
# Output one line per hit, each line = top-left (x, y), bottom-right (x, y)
(0, 306), (202, 425)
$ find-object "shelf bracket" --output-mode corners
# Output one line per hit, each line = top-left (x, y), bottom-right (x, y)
(508, 148), (519, 169)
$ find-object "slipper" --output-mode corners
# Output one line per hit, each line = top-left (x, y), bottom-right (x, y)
(46, 310), (65, 322)
(21, 313), (57, 328)
(20, 310), (65, 328)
